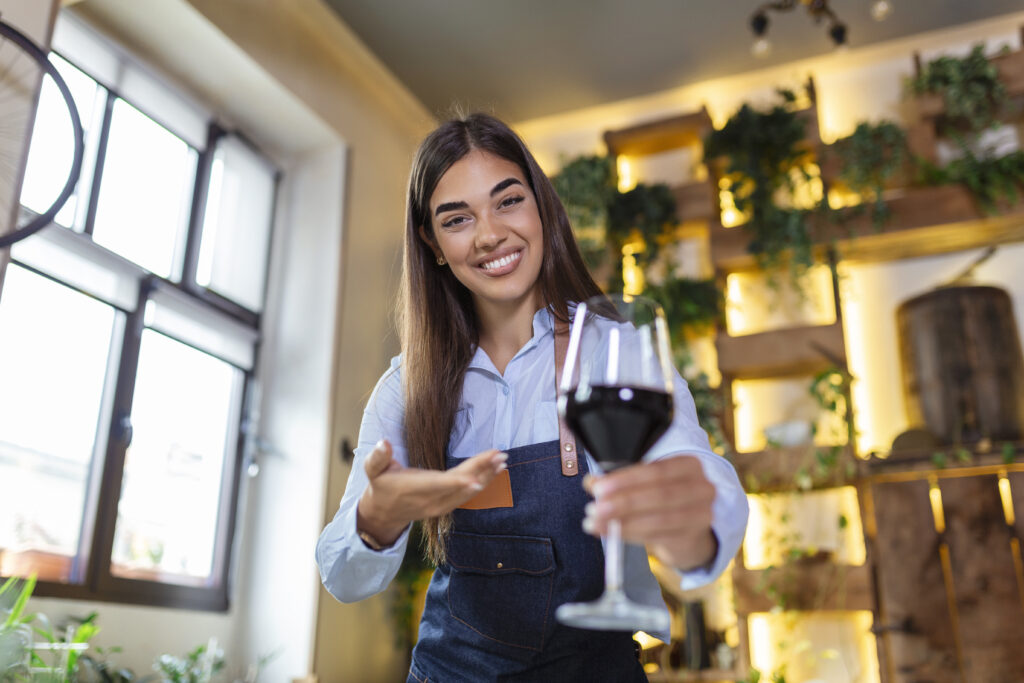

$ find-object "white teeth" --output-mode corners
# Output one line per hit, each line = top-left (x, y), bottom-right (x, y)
(481, 251), (521, 271)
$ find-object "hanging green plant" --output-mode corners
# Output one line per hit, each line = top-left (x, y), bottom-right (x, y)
(644, 275), (722, 335)
(908, 43), (1008, 136)
(606, 182), (677, 265)
(703, 89), (820, 278)
(917, 150), (1024, 214)
(643, 274), (728, 452)
(829, 120), (907, 227)
(551, 154), (618, 277)
(551, 154), (616, 230)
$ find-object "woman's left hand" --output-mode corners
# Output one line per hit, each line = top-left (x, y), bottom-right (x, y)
(583, 456), (718, 572)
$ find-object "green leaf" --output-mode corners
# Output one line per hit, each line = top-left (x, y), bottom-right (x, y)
(2, 575), (35, 630)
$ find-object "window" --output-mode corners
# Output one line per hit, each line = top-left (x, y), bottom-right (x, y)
(0, 13), (276, 610)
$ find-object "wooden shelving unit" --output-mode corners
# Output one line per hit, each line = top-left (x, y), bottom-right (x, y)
(600, 41), (1024, 681)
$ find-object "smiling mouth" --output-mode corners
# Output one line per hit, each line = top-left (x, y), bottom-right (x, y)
(479, 250), (522, 272)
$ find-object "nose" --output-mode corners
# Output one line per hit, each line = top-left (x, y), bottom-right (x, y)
(473, 214), (508, 250)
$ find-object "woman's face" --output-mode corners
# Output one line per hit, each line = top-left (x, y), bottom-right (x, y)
(426, 149), (544, 314)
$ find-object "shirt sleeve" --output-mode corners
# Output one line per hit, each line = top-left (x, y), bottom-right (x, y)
(315, 358), (413, 603)
(646, 370), (749, 591)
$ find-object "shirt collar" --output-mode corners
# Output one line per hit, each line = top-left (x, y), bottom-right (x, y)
(467, 306), (557, 374)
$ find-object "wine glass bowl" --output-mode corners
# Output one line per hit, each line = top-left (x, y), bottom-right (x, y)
(556, 293), (675, 633)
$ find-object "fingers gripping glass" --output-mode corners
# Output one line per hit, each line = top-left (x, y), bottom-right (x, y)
(556, 293), (675, 632)
(0, 17), (84, 248)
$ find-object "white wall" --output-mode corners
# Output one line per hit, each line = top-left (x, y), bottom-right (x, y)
(841, 244), (1024, 454)
(230, 144), (347, 681)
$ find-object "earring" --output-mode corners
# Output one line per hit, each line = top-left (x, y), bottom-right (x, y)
(436, 255), (447, 266)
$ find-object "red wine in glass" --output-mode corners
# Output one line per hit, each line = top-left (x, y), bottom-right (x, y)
(563, 385), (673, 471)
(556, 293), (675, 633)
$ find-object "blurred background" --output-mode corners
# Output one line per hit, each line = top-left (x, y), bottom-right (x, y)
(2, 1), (1024, 681)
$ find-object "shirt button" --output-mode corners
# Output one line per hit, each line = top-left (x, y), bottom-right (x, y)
(502, 385), (510, 396)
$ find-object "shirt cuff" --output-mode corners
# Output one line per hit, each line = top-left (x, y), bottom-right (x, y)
(349, 511), (411, 560)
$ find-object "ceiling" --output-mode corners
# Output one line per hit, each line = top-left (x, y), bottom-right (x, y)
(323, 0), (1023, 123)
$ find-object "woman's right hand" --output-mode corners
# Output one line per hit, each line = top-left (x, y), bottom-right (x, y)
(356, 439), (508, 547)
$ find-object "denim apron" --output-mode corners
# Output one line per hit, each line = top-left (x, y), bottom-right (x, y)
(408, 327), (648, 682)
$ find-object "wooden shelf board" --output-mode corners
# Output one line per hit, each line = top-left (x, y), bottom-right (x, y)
(733, 559), (874, 614)
(730, 444), (862, 494)
(865, 445), (1024, 480)
(673, 180), (716, 223)
(716, 321), (845, 379)
(710, 185), (1024, 272)
(604, 109), (713, 157)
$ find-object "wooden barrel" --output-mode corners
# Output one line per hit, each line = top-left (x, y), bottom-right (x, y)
(897, 285), (1024, 444)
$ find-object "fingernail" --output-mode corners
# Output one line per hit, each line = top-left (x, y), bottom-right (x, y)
(593, 481), (608, 498)
(469, 481), (484, 492)
(584, 502), (596, 517)
(496, 462), (508, 472)
(582, 516), (597, 534)
(495, 452), (509, 462)
(375, 439), (385, 450)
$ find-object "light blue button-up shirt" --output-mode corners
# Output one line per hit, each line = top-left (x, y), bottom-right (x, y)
(316, 307), (749, 641)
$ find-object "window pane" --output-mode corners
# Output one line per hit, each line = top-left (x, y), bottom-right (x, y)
(197, 136), (276, 311)
(110, 329), (242, 586)
(0, 265), (117, 583)
(19, 54), (104, 228)
(92, 99), (197, 278)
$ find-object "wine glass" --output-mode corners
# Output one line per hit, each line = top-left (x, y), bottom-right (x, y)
(556, 293), (675, 632)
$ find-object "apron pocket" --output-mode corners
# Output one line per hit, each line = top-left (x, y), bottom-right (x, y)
(446, 531), (556, 651)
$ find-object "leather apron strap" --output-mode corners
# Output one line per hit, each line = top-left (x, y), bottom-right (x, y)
(553, 320), (578, 477)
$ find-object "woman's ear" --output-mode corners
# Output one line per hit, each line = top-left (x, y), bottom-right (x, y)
(418, 223), (441, 260)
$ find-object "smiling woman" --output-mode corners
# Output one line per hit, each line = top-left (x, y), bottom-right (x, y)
(424, 150), (546, 347)
(315, 112), (748, 682)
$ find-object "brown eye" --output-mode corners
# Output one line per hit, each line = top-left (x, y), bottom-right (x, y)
(441, 215), (468, 229)
(499, 195), (524, 209)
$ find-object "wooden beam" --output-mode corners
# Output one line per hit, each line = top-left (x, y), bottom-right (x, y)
(672, 180), (716, 223)
(939, 475), (1024, 680)
(998, 45), (1024, 95)
(871, 478), (959, 682)
(715, 321), (845, 379)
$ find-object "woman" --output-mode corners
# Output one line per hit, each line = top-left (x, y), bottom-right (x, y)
(316, 113), (748, 682)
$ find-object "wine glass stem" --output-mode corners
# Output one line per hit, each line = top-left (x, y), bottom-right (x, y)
(605, 518), (624, 594)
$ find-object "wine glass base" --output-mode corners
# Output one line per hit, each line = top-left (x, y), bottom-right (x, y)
(556, 594), (670, 633)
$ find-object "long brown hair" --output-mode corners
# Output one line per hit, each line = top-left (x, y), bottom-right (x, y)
(401, 112), (602, 564)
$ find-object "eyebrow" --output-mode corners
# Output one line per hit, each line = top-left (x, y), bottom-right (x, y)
(434, 177), (524, 216)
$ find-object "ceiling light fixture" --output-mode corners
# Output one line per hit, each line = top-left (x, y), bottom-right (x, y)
(749, 0), (887, 58)
(870, 0), (893, 21)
